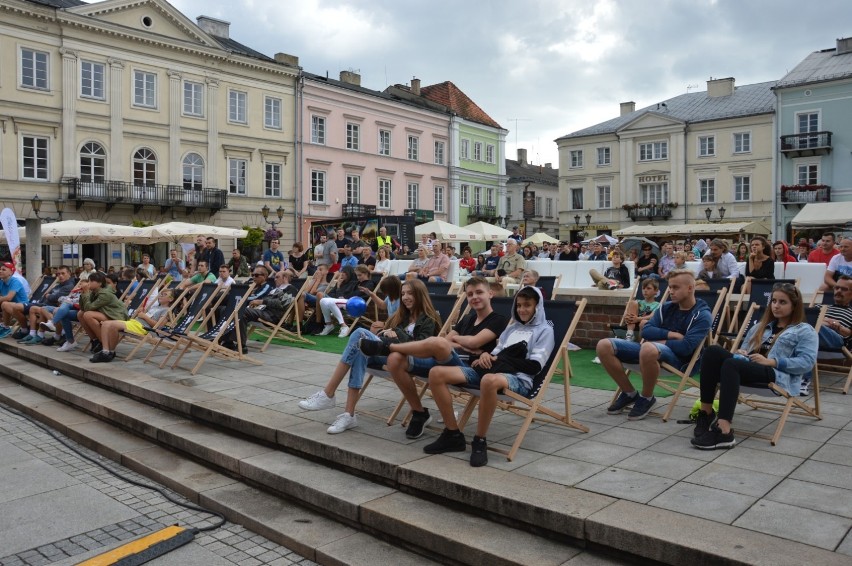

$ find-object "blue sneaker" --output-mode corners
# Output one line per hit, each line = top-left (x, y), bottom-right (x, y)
(627, 396), (657, 421)
(606, 391), (638, 414)
(0, 327), (12, 339)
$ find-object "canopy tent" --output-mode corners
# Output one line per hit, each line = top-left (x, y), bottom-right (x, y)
(582, 234), (618, 245)
(614, 221), (770, 238)
(463, 221), (512, 241)
(413, 219), (478, 242)
(0, 220), (154, 244)
(791, 202), (852, 230)
(148, 222), (248, 244)
(522, 232), (559, 246)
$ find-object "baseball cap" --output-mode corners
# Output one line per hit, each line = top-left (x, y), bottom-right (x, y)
(0, 262), (14, 272)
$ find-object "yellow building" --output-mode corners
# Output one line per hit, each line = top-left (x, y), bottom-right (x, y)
(0, 0), (299, 267)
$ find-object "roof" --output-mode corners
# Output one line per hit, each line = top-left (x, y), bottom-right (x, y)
(211, 35), (275, 63)
(775, 47), (852, 89)
(558, 81), (776, 140)
(23, 0), (86, 8)
(505, 159), (558, 187)
(307, 74), (451, 114)
(420, 82), (502, 129)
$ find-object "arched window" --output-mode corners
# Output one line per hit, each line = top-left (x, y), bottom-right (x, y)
(133, 148), (156, 186)
(182, 153), (204, 190)
(80, 142), (106, 183)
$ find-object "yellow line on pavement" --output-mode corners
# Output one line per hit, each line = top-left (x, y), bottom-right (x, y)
(77, 525), (189, 565)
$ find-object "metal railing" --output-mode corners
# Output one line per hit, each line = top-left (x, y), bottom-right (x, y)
(780, 132), (832, 151)
(625, 204), (674, 221)
(341, 203), (377, 217)
(780, 185), (831, 203)
(63, 178), (228, 210)
(468, 205), (497, 218)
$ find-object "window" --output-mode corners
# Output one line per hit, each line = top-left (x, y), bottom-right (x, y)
(640, 183), (668, 204)
(21, 48), (48, 90)
(571, 189), (583, 210)
(486, 144), (495, 164)
(311, 115), (326, 144)
(698, 135), (715, 157)
(265, 163), (281, 197)
(473, 142), (483, 161)
(182, 153), (204, 190)
(733, 132), (751, 153)
(22, 136), (49, 180)
(264, 96), (282, 130)
(346, 174), (360, 203)
(597, 147), (611, 166)
(378, 129), (391, 156)
(570, 150), (583, 168)
(545, 198), (553, 218)
(434, 140), (445, 165)
(80, 61), (105, 99)
(597, 185), (611, 208)
(536, 196), (543, 216)
(487, 188), (494, 207)
(133, 148), (156, 186)
(699, 178), (715, 203)
(460, 184), (469, 206)
(378, 178), (391, 208)
(473, 186), (482, 206)
(183, 81), (203, 116)
(639, 141), (668, 161)
(346, 123), (360, 150)
(407, 136), (419, 160)
(228, 158), (246, 194)
(734, 176), (750, 201)
(434, 185), (445, 213)
(797, 112), (820, 148)
(133, 70), (156, 108)
(80, 142), (106, 183)
(228, 90), (247, 124)
(797, 164), (819, 185)
(407, 182), (419, 209)
(506, 195), (512, 216)
(310, 170), (326, 202)
(460, 139), (470, 159)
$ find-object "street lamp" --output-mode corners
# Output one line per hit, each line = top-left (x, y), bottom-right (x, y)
(704, 206), (726, 223)
(31, 194), (65, 222)
(574, 214), (581, 228)
(261, 204), (285, 229)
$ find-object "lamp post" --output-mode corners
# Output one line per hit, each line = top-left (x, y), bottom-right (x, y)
(26, 195), (66, 287)
(31, 194), (66, 222)
(261, 204), (285, 231)
(704, 206), (726, 223)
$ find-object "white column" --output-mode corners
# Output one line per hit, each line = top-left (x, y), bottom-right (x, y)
(167, 70), (182, 185)
(206, 78), (219, 187)
(60, 48), (78, 178)
(108, 58), (125, 181)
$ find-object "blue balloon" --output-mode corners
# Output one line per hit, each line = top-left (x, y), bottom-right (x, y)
(346, 296), (367, 317)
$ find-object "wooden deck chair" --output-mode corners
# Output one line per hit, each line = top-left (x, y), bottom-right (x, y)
(169, 283), (261, 375)
(124, 279), (158, 316)
(249, 277), (315, 351)
(810, 294), (852, 394)
(613, 288), (728, 422)
(809, 290), (835, 308)
(115, 279), (132, 301)
(694, 289), (728, 345)
(425, 281), (453, 296)
(121, 285), (195, 361)
(452, 298), (589, 461)
(342, 274), (385, 334)
(731, 304), (825, 445)
(535, 275), (562, 300)
(29, 275), (55, 303)
(728, 278), (797, 334)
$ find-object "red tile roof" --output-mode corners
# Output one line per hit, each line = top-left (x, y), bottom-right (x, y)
(420, 81), (502, 129)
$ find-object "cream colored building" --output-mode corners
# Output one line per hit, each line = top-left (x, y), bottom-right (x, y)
(0, 0), (299, 268)
(555, 78), (775, 241)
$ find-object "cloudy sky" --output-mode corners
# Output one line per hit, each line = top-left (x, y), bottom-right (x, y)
(172, 0), (851, 166)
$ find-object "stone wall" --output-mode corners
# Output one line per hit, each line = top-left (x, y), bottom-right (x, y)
(555, 289), (631, 348)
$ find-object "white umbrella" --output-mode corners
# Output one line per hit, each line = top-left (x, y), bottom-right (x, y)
(148, 222), (247, 244)
(522, 232), (559, 246)
(463, 221), (512, 241)
(0, 220), (154, 244)
(414, 220), (478, 242)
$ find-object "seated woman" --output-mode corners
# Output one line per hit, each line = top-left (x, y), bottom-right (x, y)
(745, 236), (775, 280)
(317, 265), (373, 338)
(92, 288), (175, 363)
(358, 274), (401, 334)
(695, 255), (719, 290)
(77, 272), (129, 360)
(693, 283), (817, 449)
(458, 248), (476, 274)
(373, 246), (392, 276)
(298, 278), (442, 434)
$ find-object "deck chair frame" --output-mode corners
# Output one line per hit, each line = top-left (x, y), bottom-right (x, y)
(249, 277), (315, 350)
(121, 285), (196, 361)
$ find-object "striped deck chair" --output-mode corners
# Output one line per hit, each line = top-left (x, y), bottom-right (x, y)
(249, 277), (315, 351)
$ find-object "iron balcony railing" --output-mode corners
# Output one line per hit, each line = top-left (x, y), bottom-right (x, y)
(780, 132), (832, 157)
(341, 203), (377, 217)
(468, 205), (497, 219)
(625, 204), (674, 221)
(63, 178), (228, 211)
(780, 184), (831, 204)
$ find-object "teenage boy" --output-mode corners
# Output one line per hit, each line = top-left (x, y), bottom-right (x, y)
(589, 250), (630, 289)
(263, 239), (286, 273)
(359, 276), (507, 439)
(421, 286), (554, 467)
(0, 263), (29, 339)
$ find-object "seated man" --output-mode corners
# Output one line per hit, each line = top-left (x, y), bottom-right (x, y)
(423, 286), (553, 467)
(494, 240), (525, 285)
(0, 262), (30, 339)
(359, 276), (508, 439)
(18, 265), (76, 345)
(474, 244), (502, 278)
(598, 269), (712, 420)
(813, 274), (852, 395)
(221, 269), (300, 353)
(178, 260), (217, 291)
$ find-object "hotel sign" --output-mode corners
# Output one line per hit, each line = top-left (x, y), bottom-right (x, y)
(637, 174), (668, 183)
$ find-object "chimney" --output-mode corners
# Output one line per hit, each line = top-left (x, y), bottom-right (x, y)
(707, 77), (735, 97)
(620, 101), (635, 116)
(196, 15), (230, 38)
(274, 52), (299, 66)
(517, 148), (527, 165)
(339, 70), (361, 86)
(837, 37), (852, 55)
(411, 77), (421, 95)
(544, 163), (552, 169)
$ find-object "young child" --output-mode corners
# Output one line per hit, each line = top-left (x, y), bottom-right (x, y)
(589, 250), (631, 290)
(623, 278), (661, 341)
(671, 251), (689, 273)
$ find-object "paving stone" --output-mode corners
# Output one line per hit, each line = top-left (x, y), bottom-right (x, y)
(554, 439), (641, 466)
(809, 442), (852, 466)
(614, 449), (706, 481)
(765, 478), (852, 519)
(737, 434), (823, 458)
(713, 446), (804, 476)
(649, 482), (756, 524)
(515, 455), (605, 486)
(682, 462), (783, 497)
(585, 427), (668, 450)
(734, 499), (852, 550)
(576, 467), (676, 504)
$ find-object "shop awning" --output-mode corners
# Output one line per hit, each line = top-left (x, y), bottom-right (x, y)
(791, 202), (852, 229)
(614, 221), (770, 238)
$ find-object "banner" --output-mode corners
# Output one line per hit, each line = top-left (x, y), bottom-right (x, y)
(0, 208), (21, 273)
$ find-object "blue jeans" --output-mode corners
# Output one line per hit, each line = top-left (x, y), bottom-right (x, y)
(819, 326), (844, 350)
(608, 338), (686, 371)
(409, 349), (468, 378)
(340, 328), (386, 389)
(53, 303), (79, 341)
(304, 293), (316, 306)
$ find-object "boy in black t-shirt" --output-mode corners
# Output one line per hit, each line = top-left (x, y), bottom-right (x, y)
(359, 276), (507, 439)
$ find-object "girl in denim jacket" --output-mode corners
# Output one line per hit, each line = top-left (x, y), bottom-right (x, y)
(693, 283), (817, 449)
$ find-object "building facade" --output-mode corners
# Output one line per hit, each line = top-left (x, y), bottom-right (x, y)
(555, 78), (775, 242)
(505, 148), (559, 239)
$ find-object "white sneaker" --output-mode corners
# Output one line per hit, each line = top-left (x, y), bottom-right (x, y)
(338, 326), (350, 338)
(327, 412), (357, 434)
(39, 321), (56, 333)
(57, 341), (78, 352)
(318, 324), (335, 336)
(592, 356), (601, 364)
(298, 390), (336, 411)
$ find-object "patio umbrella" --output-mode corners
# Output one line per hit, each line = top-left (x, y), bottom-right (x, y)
(0, 220), (154, 244)
(148, 222), (248, 244)
(463, 221), (512, 241)
(522, 232), (559, 246)
(621, 237), (660, 255)
(413, 220), (478, 242)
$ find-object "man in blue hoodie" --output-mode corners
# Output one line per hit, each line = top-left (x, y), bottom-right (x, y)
(597, 269), (712, 420)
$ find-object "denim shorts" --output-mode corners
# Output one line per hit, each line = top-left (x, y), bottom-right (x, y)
(608, 338), (685, 370)
(408, 349), (468, 378)
(459, 365), (532, 397)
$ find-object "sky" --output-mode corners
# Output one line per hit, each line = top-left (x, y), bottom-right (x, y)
(172, 0), (852, 167)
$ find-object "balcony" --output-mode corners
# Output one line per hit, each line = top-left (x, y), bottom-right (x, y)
(780, 131), (833, 158)
(63, 178), (227, 214)
(623, 203), (675, 222)
(403, 209), (434, 223)
(341, 203), (377, 217)
(467, 205), (497, 221)
(780, 184), (831, 206)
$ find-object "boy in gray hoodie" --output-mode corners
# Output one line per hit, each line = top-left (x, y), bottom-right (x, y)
(424, 286), (555, 467)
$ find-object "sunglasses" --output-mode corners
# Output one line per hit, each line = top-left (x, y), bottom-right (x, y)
(252, 273), (266, 277)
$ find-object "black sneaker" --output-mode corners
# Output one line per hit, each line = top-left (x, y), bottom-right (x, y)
(694, 409), (716, 438)
(405, 408), (432, 439)
(89, 351), (115, 363)
(42, 336), (57, 347)
(423, 428), (466, 454)
(12, 328), (29, 340)
(359, 338), (390, 357)
(91, 339), (103, 354)
(606, 391), (638, 414)
(691, 423), (736, 450)
(470, 435), (488, 467)
(627, 396), (656, 421)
